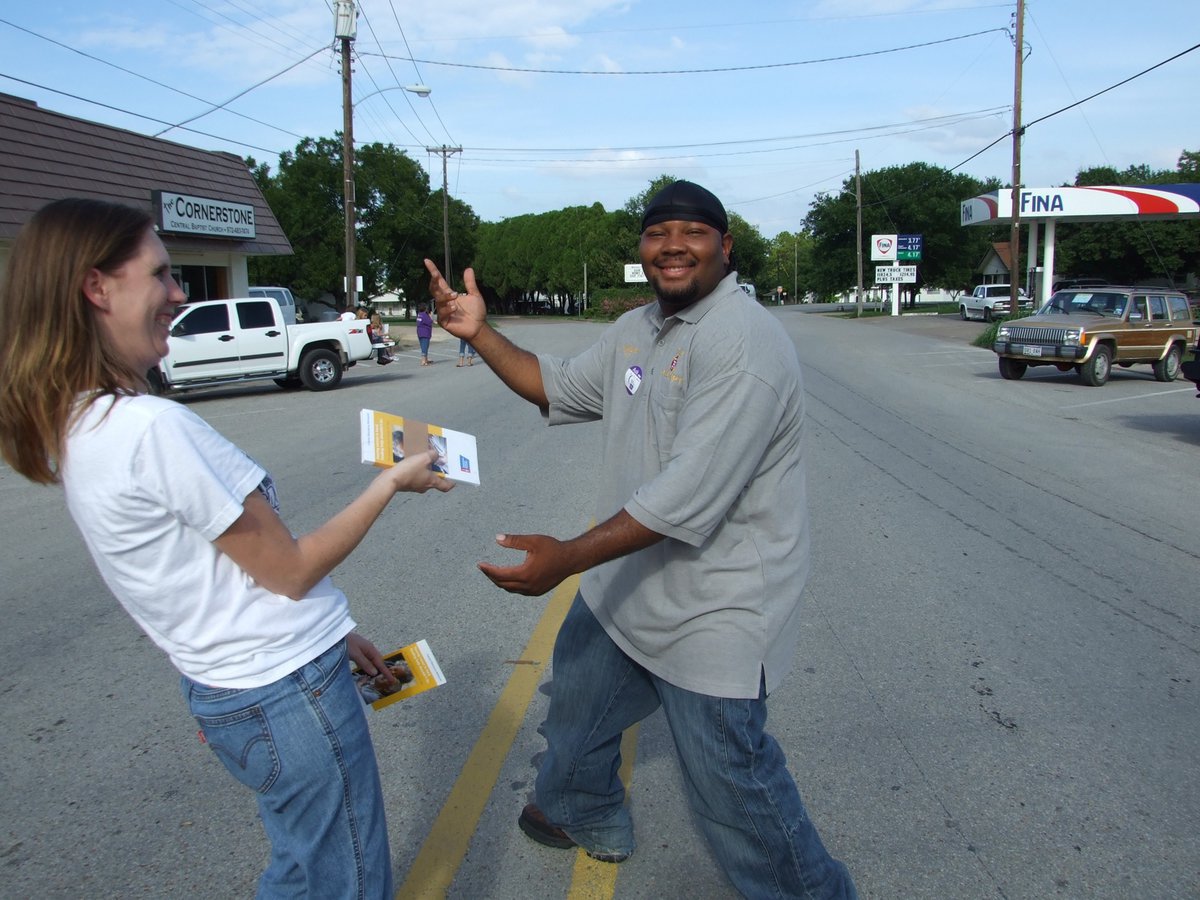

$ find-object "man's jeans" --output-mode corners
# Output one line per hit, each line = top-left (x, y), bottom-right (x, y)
(537, 594), (857, 899)
(182, 639), (392, 900)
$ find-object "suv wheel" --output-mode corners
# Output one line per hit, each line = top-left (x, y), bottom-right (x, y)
(1152, 345), (1182, 382)
(998, 357), (1027, 380)
(1080, 345), (1112, 386)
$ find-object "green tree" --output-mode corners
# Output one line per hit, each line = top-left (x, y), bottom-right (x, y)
(622, 173), (679, 221)
(763, 231), (815, 303)
(1177, 150), (1200, 180)
(247, 136), (469, 311)
(1054, 155), (1200, 287)
(472, 204), (638, 313)
(355, 141), (437, 306)
(803, 163), (998, 302)
(246, 137), (344, 304)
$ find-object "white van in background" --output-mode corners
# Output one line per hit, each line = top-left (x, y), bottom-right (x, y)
(248, 286), (298, 324)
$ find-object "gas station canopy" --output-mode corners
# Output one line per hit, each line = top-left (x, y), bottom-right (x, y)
(960, 183), (1200, 225)
(959, 184), (1200, 304)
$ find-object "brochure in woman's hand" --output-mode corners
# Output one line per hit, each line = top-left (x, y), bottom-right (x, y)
(352, 639), (447, 710)
(360, 408), (480, 485)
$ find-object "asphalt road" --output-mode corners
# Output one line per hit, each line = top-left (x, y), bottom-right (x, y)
(1, 311), (1197, 899)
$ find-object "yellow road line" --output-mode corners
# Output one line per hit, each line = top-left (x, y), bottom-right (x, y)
(566, 725), (640, 900)
(396, 576), (578, 899)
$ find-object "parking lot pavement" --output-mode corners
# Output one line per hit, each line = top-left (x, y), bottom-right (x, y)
(849, 310), (989, 344)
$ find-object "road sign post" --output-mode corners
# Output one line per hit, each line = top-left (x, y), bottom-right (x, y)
(871, 234), (921, 315)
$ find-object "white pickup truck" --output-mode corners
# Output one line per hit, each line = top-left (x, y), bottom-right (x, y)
(148, 296), (374, 393)
(959, 283), (1030, 322)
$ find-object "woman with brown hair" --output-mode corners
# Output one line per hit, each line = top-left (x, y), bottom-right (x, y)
(0, 197), (453, 898)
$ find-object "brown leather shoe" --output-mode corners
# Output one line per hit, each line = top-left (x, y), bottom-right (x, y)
(518, 803), (575, 849)
(517, 804), (630, 863)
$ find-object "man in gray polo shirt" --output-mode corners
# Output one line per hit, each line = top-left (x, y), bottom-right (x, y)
(425, 181), (856, 898)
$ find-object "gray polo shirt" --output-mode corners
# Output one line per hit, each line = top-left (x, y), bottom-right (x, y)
(538, 272), (809, 699)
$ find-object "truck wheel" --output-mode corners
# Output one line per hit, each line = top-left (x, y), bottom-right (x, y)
(299, 348), (343, 391)
(998, 357), (1026, 380)
(959, 305), (968, 320)
(1080, 345), (1111, 386)
(1152, 345), (1182, 382)
(983, 307), (993, 323)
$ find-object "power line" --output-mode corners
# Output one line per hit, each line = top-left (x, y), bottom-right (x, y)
(154, 45), (328, 137)
(849, 40), (1200, 225)
(191, 0), (321, 50)
(384, 0), (455, 143)
(0, 16), (305, 140)
(1023, 41), (1200, 130)
(359, 28), (1008, 76)
(943, 40), (1200, 177)
(399, 5), (1013, 45)
(352, 55), (425, 146)
(164, 0), (309, 59)
(0, 72), (283, 155)
(453, 107), (1011, 155)
(356, 3), (438, 144)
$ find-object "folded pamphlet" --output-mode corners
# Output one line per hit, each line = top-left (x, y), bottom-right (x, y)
(360, 408), (480, 485)
(352, 639), (447, 711)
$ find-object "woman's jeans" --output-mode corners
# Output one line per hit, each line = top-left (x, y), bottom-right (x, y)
(418, 336), (431, 356)
(537, 595), (857, 899)
(182, 640), (392, 900)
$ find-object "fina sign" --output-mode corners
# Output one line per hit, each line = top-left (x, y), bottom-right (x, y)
(153, 190), (256, 238)
(960, 185), (1200, 225)
(870, 234), (896, 261)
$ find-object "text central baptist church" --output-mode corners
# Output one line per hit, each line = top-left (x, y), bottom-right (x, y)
(0, 93), (291, 297)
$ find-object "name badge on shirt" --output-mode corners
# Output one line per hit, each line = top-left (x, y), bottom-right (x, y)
(624, 365), (643, 395)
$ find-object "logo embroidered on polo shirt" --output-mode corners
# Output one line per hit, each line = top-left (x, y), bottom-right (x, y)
(662, 350), (684, 383)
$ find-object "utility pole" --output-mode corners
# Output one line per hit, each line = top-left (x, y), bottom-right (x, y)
(335, 0), (357, 309)
(1008, 0), (1025, 314)
(427, 145), (462, 278)
(793, 235), (797, 303)
(855, 149), (864, 317)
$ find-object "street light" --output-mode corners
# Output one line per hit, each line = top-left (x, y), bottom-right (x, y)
(336, 2), (432, 308)
(354, 84), (432, 106)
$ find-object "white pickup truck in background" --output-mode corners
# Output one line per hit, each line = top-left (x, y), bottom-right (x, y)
(148, 295), (374, 393)
(959, 283), (1030, 322)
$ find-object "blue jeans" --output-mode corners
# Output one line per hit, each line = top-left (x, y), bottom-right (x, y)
(182, 640), (393, 900)
(537, 595), (856, 899)
(418, 336), (431, 356)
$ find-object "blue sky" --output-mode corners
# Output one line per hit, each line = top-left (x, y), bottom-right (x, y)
(3, 1), (1197, 238)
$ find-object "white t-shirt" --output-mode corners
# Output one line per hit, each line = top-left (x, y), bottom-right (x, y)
(62, 393), (354, 688)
